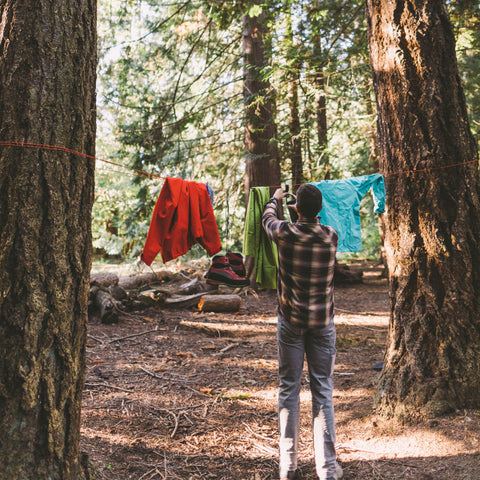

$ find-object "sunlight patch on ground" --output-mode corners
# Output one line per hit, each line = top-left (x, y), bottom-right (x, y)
(332, 387), (373, 399)
(338, 428), (476, 459)
(259, 315), (278, 324)
(335, 312), (389, 328)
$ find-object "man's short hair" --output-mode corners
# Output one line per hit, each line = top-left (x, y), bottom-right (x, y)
(296, 184), (322, 218)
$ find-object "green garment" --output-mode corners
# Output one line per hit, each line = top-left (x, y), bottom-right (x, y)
(243, 187), (278, 289)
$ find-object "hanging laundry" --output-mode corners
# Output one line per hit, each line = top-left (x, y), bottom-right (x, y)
(243, 187), (278, 289)
(141, 177), (222, 265)
(310, 173), (385, 252)
(206, 183), (214, 205)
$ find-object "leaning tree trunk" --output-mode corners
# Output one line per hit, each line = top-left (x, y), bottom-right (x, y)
(0, 1), (96, 478)
(243, 7), (281, 193)
(366, 0), (480, 419)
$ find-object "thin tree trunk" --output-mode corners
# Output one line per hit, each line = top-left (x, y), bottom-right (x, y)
(365, 74), (388, 275)
(285, 12), (303, 190)
(0, 1), (96, 477)
(243, 8), (281, 194)
(366, 0), (480, 419)
(309, 0), (329, 179)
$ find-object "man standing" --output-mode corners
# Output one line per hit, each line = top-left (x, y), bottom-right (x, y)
(262, 185), (343, 480)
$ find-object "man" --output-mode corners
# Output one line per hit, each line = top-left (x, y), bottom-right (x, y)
(262, 185), (343, 480)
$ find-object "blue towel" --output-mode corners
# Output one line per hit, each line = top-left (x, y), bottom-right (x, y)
(310, 174), (385, 252)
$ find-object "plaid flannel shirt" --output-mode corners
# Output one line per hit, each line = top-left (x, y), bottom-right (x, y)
(262, 198), (338, 329)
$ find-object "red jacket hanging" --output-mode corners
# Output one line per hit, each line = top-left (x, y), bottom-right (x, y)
(141, 177), (222, 265)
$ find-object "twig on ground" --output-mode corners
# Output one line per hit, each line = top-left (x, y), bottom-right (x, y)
(244, 287), (259, 299)
(169, 411), (180, 438)
(252, 441), (277, 456)
(107, 327), (159, 344)
(139, 366), (196, 383)
(152, 402), (212, 413)
(87, 334), (105, 344)
(243, 422), (275, 443)
(84, 382), (133, 393)
(218, 342), (241, 354)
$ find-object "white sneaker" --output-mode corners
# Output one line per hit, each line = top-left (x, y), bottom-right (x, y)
(326, 461), (344, 480)
(336, 461), (344, 480)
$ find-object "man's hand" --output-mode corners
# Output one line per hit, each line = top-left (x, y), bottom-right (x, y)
(273, 188), (292, 201)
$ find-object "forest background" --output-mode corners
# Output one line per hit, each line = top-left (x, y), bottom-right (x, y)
(93, 0), (480, 264)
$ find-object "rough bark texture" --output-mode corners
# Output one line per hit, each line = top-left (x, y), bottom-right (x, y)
(0, 1), (96, 478)
(285, 14), (303, 190)
(288, 67), (303, 189)
(308, 0), (329, 179)
(243, 10), (281, 193)
(366, 0), (480, 419)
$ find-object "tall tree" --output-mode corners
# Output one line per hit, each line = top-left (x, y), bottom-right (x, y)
(307, 0), (329, 178)
(366, 0), (480, 418)
(0, 1), (96, 477)
(285, 7), (303, 189)
(243, 5), (281, 193)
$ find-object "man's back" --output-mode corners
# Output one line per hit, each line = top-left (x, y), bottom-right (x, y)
(262, 199), (338, 330)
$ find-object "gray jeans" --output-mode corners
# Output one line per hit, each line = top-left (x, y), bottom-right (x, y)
(277, 313), (337, 480)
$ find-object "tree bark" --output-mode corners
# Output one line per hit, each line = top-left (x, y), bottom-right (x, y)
(0, 1), (96, 478)
(366, 0), (480, 419)
(285, 12), (303, 190)
(243, 7), (281, 195)
(308, 0), (329, 179)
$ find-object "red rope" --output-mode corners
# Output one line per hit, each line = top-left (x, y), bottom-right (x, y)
(0, 141), (163, 179)
(1, 140), (478, 183)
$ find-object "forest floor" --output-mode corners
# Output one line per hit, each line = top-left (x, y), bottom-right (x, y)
(82, 261), (480, 480)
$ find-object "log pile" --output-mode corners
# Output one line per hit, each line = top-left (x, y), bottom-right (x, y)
(88, 270), (242, 324)
(88, 262), (363, 323)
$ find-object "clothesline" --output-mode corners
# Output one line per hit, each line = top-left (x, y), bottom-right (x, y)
(1, 140), (478, 189)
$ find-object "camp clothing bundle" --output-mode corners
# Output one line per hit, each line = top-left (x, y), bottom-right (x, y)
(141, 177), (221, 265)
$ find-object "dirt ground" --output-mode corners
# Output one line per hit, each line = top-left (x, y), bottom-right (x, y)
(82, 261), (480, 480)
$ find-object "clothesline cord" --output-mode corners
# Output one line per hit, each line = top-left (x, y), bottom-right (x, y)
(1, 141), (478, 190)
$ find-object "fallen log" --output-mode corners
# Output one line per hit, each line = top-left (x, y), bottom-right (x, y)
(90, 284), (119, 324)
(118, 271), (171, 291)
(136, 289), (167, 308)
(90, 272), (119, 288)
(109, 283), (127, 301)
(198, 294), (241, 312)
(165, 292), (207, 309)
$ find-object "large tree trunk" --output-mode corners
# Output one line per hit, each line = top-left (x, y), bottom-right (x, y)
(0, 1), (96, 478)
(243, 7), (281, 193)
(366, 0), (480, 419)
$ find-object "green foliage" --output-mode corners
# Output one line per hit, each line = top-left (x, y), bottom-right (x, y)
(94, 0), (479, 262)
(92, 173), (153, 258)
(248, 5), (264, 17)
(450, 1), (480, 141)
